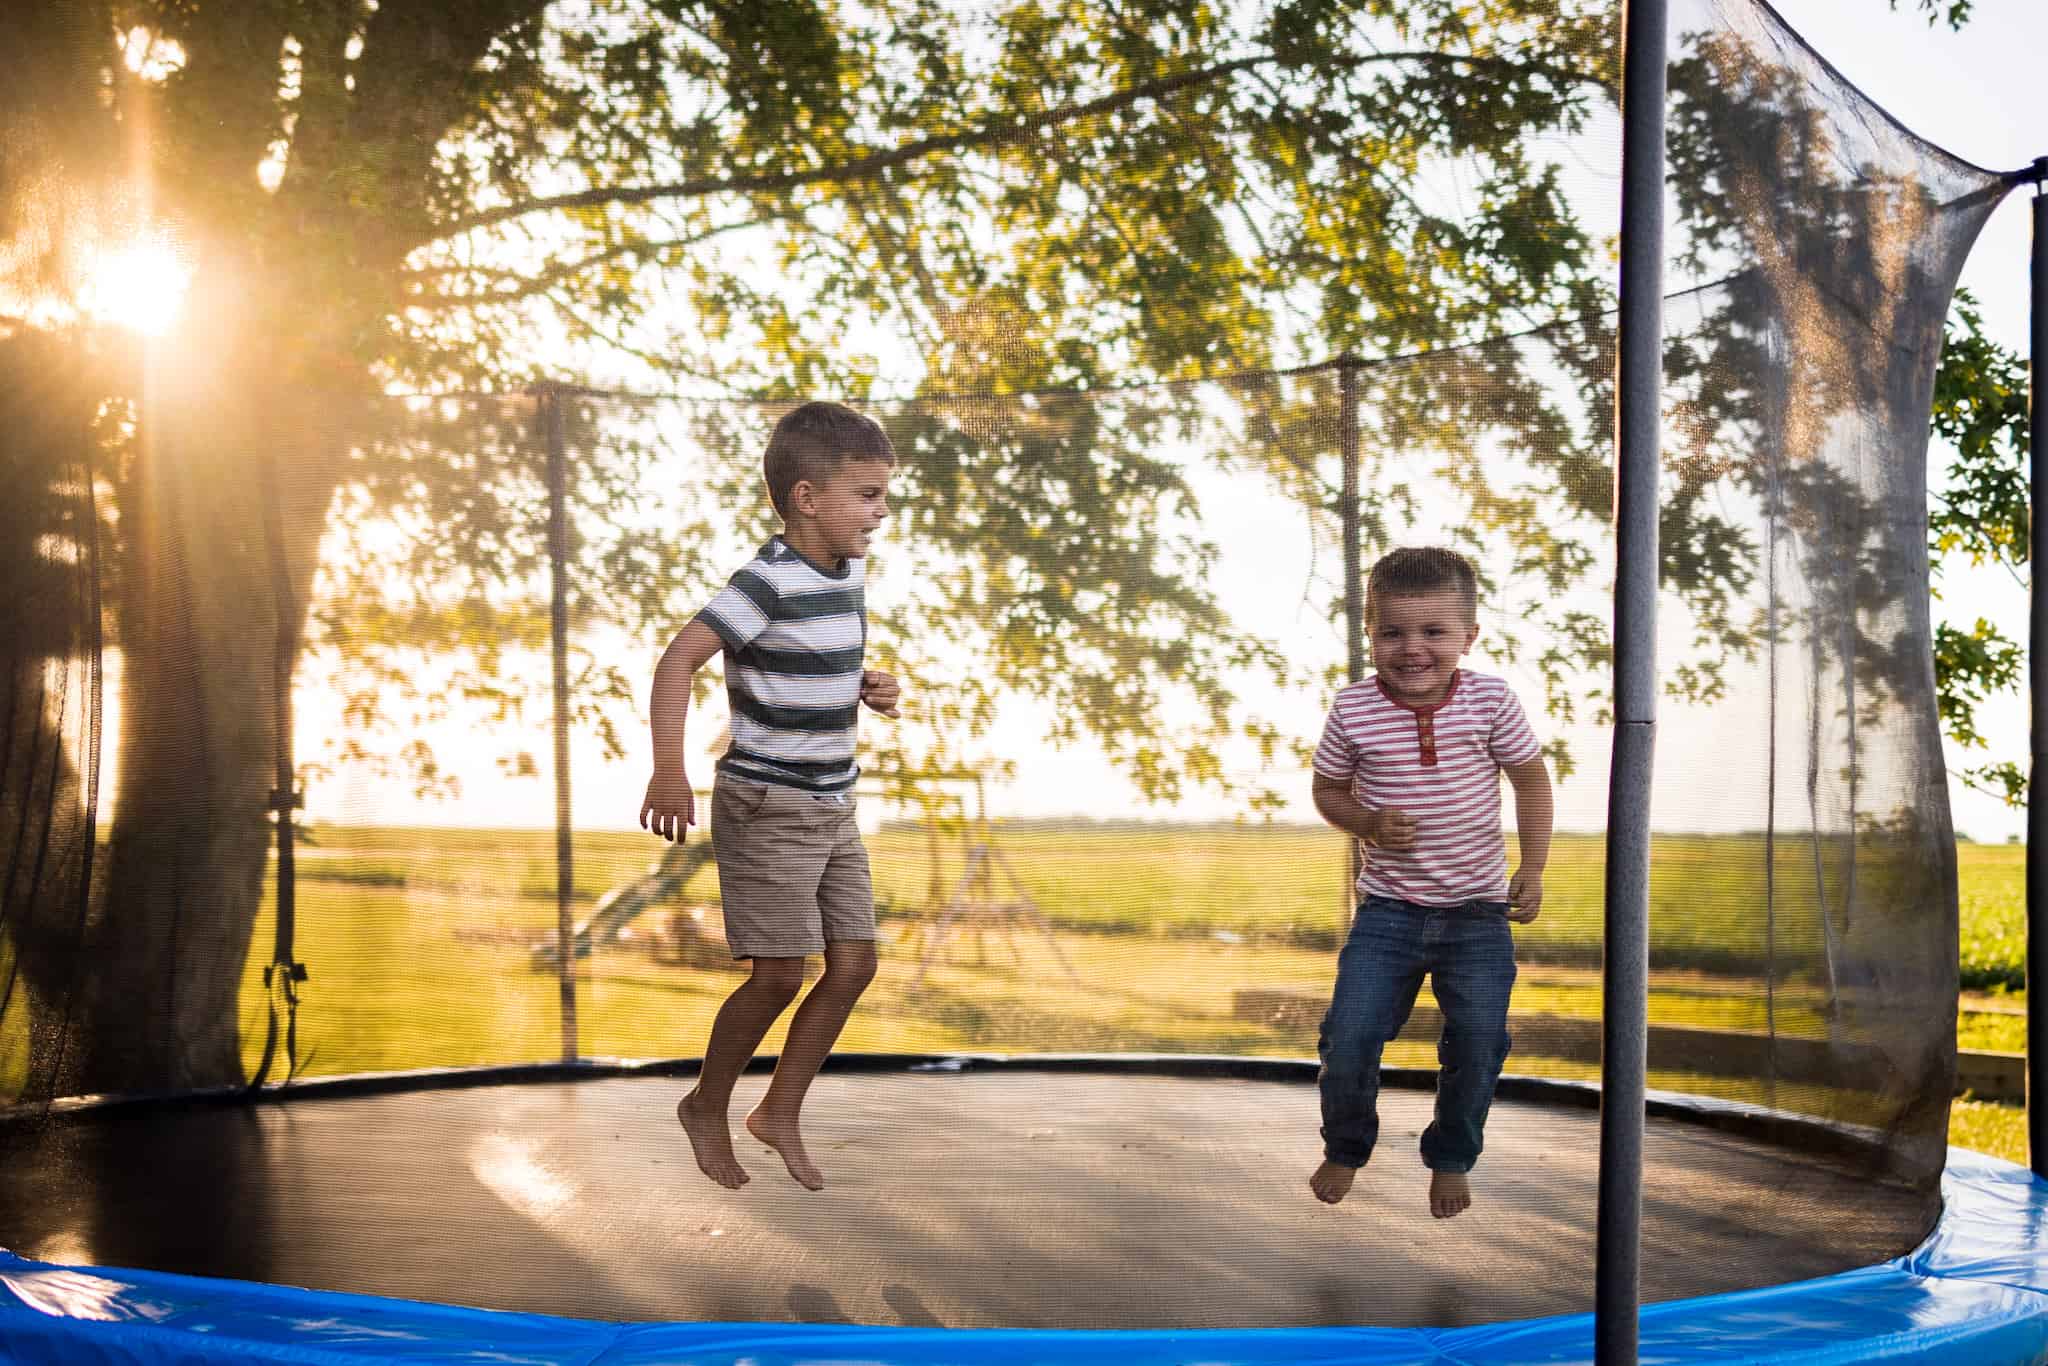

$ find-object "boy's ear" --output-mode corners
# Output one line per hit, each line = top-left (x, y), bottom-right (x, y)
(788, 478), (818, 518)
(1464, 621), (1481, 649)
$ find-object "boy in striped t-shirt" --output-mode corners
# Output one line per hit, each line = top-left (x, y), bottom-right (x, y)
(639, 401), (902, 1192)
(1307, 547), (1553, 1219)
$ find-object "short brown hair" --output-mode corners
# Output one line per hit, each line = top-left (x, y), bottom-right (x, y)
(763, 401), (896, 518)
(1365, 546), (1478, 625)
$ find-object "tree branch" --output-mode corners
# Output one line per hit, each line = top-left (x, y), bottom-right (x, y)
(426, 53), (1268, 241)
(404, 217), (783, 310)
(423, 48), (1596, 245)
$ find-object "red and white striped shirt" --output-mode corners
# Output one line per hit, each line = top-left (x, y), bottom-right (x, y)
(1312, 669), (1541, 906)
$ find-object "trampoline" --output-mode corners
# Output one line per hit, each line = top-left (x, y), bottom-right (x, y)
(7, 0), (2048, 1361)
(4, 1058), (2048, 1362)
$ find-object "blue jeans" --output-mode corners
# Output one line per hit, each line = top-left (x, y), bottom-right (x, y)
(1317, 895), (1517, 1173)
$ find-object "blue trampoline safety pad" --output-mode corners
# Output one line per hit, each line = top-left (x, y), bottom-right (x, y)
(4, 1148), (2047, 1366)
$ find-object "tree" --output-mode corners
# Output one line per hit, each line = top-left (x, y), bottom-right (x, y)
(1894, 0), (1973, 29)
(1, 0), (1630, 1097)
(1894, 0), (2032, 812)
(1929, 290), (2029, 806)
(0, 0), (1999, 1099)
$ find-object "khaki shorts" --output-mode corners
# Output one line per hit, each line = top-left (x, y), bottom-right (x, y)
(709, 777), (875, 959)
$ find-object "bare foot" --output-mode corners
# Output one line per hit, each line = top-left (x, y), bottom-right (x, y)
(1429, 1170), (1471, 1219)
(676, 1091), (749, 1189)
(745, 1108), (825, 1190)
(1309, 1159), (1358, 1205)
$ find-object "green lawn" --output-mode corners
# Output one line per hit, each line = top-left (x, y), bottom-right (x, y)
(1951, 843), (2027, 1164)
(227, 823), (2031, 1162)
(1953, 1096), (2026, 1162)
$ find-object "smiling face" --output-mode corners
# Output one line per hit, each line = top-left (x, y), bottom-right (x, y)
(1368, 589), (1479, 707)
(791, 457), (895, 564)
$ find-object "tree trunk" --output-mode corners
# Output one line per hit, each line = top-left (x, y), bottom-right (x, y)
(0, 333), (111, 1104)
(59, 361), (338, 1098)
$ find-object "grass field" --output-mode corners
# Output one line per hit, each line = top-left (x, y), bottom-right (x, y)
(1957, 841), (2026, 990)
(289, 819), (2004, 972)
(221, 822), (2033, 1163)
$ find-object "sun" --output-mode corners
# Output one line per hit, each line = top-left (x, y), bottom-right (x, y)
(79, 236), (193, 336)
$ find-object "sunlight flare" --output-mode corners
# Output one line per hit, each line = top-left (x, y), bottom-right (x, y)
(79, 235), (193, 336)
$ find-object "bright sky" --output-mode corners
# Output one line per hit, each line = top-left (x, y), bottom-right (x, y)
(268, 1), (2046, 840)
(1768, 0), (2044, 841)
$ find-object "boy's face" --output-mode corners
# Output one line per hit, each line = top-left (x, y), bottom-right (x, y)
(1368, 589), (1478, 707)
(793, 458), (895, 561)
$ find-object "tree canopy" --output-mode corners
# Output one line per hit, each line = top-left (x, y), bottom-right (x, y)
(0, 0), (2018, 1097)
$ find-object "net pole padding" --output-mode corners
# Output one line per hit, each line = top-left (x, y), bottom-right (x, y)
(248, 434), (307, 1093)
(1339, 353), (1365, 901)
(1599, 0), (1667, 1360)
(2028, 159), (2047, 1179)
(538, 383), (579, 1065)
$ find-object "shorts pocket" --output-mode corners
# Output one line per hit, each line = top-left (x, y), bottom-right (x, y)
(717, 781), (770, 822)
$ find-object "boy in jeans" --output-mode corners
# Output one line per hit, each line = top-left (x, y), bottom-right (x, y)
(639, 401), (901, 1192)
(1308, 547), (1553, 1219)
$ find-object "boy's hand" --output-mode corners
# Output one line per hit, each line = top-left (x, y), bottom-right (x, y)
(859, 669), (901, 719)
(640, 771), (695, 842)
(1367, 807), (1417, 851)
(1506, 868), (1544, 923)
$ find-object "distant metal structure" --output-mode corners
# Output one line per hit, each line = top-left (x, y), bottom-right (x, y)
(898, 769), (1080, 990)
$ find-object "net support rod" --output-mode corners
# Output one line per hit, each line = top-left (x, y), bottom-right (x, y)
(541, 385), (579, 1065)
(1598, 1), (1667, 1361)
(1339, 354), (1365, 899)
(2028, 163), (2047, 1178)
(1339, 353), (1365, 686)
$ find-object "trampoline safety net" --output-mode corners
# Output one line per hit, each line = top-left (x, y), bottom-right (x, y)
(0, 0), (2025, 1337)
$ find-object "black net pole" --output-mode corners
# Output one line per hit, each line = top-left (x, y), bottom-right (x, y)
(1598, 0), (1666, 1361)
(1340, 355), (1365, 898)
(2029, 162), (2047, 1178)
(1339, 354), (1365, 685)
(542, 386), (579, 1064)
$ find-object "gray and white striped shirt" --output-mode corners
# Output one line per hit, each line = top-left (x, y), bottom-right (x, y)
(694, 537), (865, 794)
